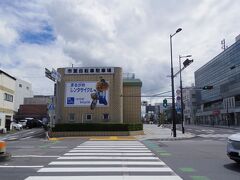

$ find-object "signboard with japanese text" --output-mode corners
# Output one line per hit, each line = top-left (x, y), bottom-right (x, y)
(65, 81), (109, 107)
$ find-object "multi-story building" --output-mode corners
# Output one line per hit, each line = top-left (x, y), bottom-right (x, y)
(0, 70), (16, 131)
(182, 86), (197, 124)
(55, 67), (142, 125)
(14, 79), (33, 112)
(195, 35), (240, 126)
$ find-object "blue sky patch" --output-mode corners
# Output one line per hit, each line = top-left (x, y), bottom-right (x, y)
(20, 23), (56, 45)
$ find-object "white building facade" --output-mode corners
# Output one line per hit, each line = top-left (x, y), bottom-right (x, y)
(0, 70), (16, 131)
(14, 79), (33, 112)
(182, 86), (197, 124)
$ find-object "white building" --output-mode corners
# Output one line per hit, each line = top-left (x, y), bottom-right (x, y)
(182, 86), (197, 124)
(0, 70), (16, 131)
(14, 79), (33, 112)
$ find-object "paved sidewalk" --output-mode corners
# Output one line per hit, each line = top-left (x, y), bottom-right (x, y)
(135, 124), (196, 141)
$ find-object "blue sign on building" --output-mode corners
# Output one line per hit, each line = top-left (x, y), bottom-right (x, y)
(67, 97), (74, 104)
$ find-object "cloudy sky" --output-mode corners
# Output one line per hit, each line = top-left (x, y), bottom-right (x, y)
(1, 0), (240, 103)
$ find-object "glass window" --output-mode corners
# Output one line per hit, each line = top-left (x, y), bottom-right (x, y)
(69, 113), (75, 121)
(90, 69), (94, 73)
(4, 93), (13, 102)
(19, 84), (22, 88)
(85, 114), (93, 121)
(79, 69), (83, 73)
(103, 113), (109, 121)
(73, 69), (78, 73)
(101, 68), (106, 73)
(96, 68), (100, 73)
(107, 68), (111, 73)
(67, 69), (72, 73)
(84, 69), (89, 73)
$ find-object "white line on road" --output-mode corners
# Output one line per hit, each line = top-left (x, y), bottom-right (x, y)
(25, 176), (183, 180)
(69, 150), (151, 152)
(49, 161), (166, 165)
(21, 136), (33, 140)
(64, 153), (154, 156)
(38, 167), (173, 172)
(74, 147), (148, 150)
(0, 166), (43, 168)
(12, 155), (60, 158)
(58, 156), (159, 160)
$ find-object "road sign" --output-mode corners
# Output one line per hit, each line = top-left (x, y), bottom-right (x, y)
(51, 68), (61, 82)
(48, 104), (54, 111)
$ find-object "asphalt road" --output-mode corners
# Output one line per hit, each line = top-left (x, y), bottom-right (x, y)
(0, 137), (88, 180)
(0, 125), (239, 180)
(142, 125), (240, 180)
(0, 128), (45, 141)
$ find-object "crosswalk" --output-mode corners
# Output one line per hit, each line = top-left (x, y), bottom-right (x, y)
(25, 140), (182, 180)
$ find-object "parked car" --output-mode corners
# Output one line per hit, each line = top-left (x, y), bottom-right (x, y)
(12, 122), (23, 130)
(227, 133), (240, 163)
(19, 119), (28, 128)
(26, 119), (43, 129)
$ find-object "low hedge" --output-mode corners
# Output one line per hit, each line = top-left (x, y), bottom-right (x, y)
(52, 123), (143, 132)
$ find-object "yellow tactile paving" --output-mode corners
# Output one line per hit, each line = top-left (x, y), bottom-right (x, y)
(89, 136), (136, 141)
(49, 138), (64, 141)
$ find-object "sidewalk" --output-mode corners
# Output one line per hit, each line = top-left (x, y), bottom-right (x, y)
(135, 124), (196, 141)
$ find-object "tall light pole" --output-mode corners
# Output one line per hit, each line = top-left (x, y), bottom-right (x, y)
(170, 28), (182, 137)
(179, 55), (192, 134)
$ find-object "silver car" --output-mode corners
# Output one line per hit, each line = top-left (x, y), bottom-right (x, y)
(227, 133), (240, 163)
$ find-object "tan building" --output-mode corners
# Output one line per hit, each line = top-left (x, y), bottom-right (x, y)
(55, 67), (142, 125)
(0, 70), (16, 131)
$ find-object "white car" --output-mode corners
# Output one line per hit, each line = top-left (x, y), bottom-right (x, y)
(227, 133), (240, 163)
(19, 119), (28, 128)
(12, 122), (23, 130)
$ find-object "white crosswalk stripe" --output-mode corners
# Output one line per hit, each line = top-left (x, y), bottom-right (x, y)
(25, 140), (183, 180)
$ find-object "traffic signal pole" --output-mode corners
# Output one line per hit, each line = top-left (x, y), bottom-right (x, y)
(179, 56), (185, 134)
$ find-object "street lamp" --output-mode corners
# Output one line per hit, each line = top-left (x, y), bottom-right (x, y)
(179, 55), (192, 134)
(170, 28), (182, 137)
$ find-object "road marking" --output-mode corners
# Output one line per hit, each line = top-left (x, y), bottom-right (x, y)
(50, 146), (68, 149)
(191, 176), (210, 180)
(69, 149), (151, 152)
(0, 166), (43, 168)
(12, 155), (60, 158)
(179, 167), (196, 172)
(49, 161), (166, 165)
(77, 145), (145, 148)
(74, 147), (148, 149)
(38, 167), (173, 172)
(64, 152), (154, 156)
(21, 136), (33, 140)
(25, 176), (183, 180)
(58, 156), (159, 160)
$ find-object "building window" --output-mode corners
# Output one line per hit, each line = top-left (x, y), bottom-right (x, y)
(96, 68), (100, 73)
(4, 93), (13, 102)
(101, 68), (106, 73)
(90, 69), (94, 73)
(67, 69), (72, 73)
(107, 68), (111, 73)
(19, 84), (22, 88)
(85, 114), (93, 121)
(73, 69), (78, 73)
(68, 113), (75, 121)
(79, 69), (83, 73)
(84, 69), (89, 73)
(103, 113), (109, 121)
(26, 87), (29, 90)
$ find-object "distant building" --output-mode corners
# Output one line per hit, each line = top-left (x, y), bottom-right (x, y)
(14, 79), (33, 112)
(182, 86), (197, 124)
(0, 70), (16, 131)
(24, 95), (51, 105)
(195, 35), (240, 126)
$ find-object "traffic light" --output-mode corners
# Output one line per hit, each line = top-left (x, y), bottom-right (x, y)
(183, 59), (194, 67)
(202, 86), (213, 90)
(163, 99), (167, 108)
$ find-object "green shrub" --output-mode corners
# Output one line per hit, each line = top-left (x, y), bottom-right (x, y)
(52, 123), (143, 132)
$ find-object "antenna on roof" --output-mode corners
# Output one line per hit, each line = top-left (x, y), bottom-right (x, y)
(221, 39), (228, 51)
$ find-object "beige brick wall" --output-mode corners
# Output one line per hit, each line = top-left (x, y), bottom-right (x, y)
(123, 85), (141, 124)
(56, 67), (123, 124)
